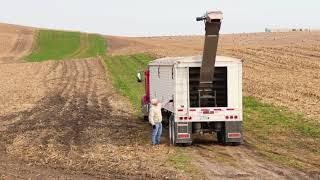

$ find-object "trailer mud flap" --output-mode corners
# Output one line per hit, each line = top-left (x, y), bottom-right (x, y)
(175, 122), (192, 144)
(225, 121), (243, 144)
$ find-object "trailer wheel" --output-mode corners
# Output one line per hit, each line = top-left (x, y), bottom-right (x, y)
(169, 114), (176, 146)
(217, 131), (226, 145)
(231, 142), (241, 146)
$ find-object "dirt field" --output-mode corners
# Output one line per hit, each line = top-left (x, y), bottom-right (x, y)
(0, 58), (186, 179)
(0, 23), (34, 64)
(106, 32), (320, 120)
(0, 23), (319, 179)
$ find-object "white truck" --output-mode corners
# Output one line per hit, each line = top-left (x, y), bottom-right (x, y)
(140, 11), (243, 145)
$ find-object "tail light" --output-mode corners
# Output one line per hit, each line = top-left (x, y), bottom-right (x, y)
(225, 116), (229, 119)
(179, 117), (183, 120)
(177, 134), (190, 139)
(184, 117), (188, 120)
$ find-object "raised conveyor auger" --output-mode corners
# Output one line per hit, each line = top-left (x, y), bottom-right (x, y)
(196, 11), (223, 107)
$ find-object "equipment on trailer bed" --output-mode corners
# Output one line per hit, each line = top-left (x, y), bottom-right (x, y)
(140, 11), (243, 145)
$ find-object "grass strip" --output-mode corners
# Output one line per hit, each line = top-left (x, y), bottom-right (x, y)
(26, 30), (106, 62)
(104, 54), (154, 112)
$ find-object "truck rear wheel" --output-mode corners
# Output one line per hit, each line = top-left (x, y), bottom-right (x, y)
(169, 115), (176, 146)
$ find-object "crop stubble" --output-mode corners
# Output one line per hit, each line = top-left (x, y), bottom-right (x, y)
(0, 58), (182, 178)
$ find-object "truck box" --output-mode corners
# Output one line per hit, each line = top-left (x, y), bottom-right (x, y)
(142, 55), (243, 145)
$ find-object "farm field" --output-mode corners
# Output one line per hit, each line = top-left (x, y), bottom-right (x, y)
(0, 23), (319, 179)
(106, 32), (320, 120)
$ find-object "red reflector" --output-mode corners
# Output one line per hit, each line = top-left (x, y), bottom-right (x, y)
(201, 109), (209, 112)
(189, 109), (196, 111)
(234, 115), (238, 119)
(203, 111), (214, 114)
(225, 116), (229, 119)
(184, 117), (188, 120)
(227, 108), (235, 111)
(228, 133), (241, 138)
(178, 109), (183, 112)
(214, 108), (222, 111)
(179, 117), (183, 120)
(230, 116), (234, 119)
(177, 134), (190, 139)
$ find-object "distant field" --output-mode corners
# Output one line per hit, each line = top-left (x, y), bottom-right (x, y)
(26, 30), (106, 61)
(0, 23), (34, 64)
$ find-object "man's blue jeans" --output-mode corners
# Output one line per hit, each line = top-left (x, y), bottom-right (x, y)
(152, 123), (162, 145)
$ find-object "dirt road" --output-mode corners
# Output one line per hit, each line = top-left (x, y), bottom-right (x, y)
(187, 136), (320, 179)
(106, 32), (320, 120)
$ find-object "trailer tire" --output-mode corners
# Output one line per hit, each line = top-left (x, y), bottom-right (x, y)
(217, 131), (226, 145)
(169, 114), (176, 146)
(231, 142), (241, 146)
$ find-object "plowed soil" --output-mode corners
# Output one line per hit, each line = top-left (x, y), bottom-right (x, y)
(0, 58), (183, 179)
(0, 23), (34, 64)
(0, 24), (181, 179)
(107, 32), (320, 120)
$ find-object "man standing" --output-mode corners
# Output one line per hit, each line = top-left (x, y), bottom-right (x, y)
(149, 99), (162, 145)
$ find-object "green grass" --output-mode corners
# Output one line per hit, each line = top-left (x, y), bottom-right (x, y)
(244, 96), (320, 138)
(72, 34), (107, 58)
(104, 54), (154, 112)
(244, 96), (320, 169)
(25, 30), (106, 62)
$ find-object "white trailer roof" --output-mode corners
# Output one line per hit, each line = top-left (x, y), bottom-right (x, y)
(149, 56), (242, 66)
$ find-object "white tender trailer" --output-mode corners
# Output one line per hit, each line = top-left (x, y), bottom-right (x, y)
(141, 56), (243, 145)
(141, 11), (243, 145)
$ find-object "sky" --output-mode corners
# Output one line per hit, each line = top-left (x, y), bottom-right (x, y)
(0, 0), (319, 36)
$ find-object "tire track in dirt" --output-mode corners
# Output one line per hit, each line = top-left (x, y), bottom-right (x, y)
(188, 143), (317, 179)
